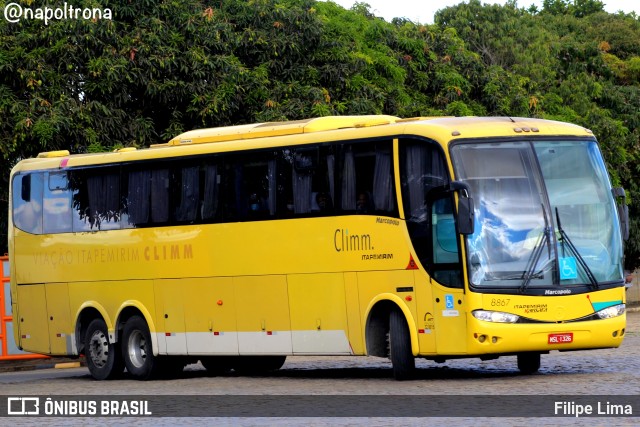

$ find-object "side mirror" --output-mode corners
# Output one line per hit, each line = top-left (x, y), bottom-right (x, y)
(21, 174), (31, 202)
(450, 181), (474, 235)
(457, 196), (475, 235)
(612, 187), (629, 241)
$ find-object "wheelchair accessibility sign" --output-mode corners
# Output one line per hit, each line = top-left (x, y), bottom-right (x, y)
(560, 257), (578, 280)
(442, 294), (459, 317)
(445, 294), (454, 309)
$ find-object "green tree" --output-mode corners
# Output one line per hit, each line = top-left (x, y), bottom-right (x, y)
(1, 0), (640, 267)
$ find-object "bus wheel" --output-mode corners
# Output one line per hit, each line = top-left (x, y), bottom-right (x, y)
(84, 318), (124, 380)
(122, 315), (159, 380)
(234, 356), (287, 374)
(517, 353), (541, 374)
(389, 309), (415, 380)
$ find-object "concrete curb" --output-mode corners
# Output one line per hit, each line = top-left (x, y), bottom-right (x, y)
(0, 357), (85, 374)
(55, 361), (82, 369)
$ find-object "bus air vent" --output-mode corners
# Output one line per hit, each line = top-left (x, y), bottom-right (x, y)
(163, 116), (401, 146)
(37, 150), (70, 158)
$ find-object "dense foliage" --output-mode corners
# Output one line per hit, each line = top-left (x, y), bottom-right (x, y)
(1, 0), (639, 267)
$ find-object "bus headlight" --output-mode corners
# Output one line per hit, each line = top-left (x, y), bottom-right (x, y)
(472, 310), (519, 323)
(595, 304), (625, 319)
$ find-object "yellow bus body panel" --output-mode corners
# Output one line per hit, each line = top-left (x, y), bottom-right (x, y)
(45, 283), (71, 355)
(8, 116), (625, 364)
(16, 284), (49, 354)
(288, 273), (349, 354)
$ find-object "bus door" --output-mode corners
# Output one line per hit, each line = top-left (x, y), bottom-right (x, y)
(428, 195), (467, 355)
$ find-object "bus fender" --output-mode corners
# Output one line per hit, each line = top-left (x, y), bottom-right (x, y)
(116, 300), (158, 356)
(364, 293), (419, 356)
(73, 301), (112, 354)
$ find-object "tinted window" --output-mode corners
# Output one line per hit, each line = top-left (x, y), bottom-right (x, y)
(70, 167), (121, 231)
(43, 171), (72, 233)
(400, 138), (461, 287)
(278, 140), (397, 218)
(13, 140), (399, 234)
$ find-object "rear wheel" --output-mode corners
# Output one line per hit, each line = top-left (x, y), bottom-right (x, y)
(389, 309), (415, 380)
(517, 353), (541, 374)
(122, 315), (160, 380)
(84, 318), (124, 380)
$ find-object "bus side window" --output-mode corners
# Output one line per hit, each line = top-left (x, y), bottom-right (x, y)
(43, 171), (72, 233)
(337, 140), (395, 215)
(201, 162), (220, 222)
(150, 168), (170, 224)
(175, 166), (199, 223)
(123, 166), (170, 227)
(229, 151), (277, 221)
(13, 173), (44, 234)
(291, 150), (315, 215)
(288, 145), (332, 217)
(71, 168), (121, 231)
(371, 147), (394, 213)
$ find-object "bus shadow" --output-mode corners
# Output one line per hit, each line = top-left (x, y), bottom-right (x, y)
(175, 365), (523, 381)
(63, 363), (595, 382)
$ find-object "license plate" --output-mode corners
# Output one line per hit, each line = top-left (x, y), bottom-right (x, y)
(548, 332), (573, 344)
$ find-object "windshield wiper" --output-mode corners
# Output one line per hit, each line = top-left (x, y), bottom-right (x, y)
(555, 207), (599, 290)
(520, 204), (552, 293)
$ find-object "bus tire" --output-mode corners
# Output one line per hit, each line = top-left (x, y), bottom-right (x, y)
(389, 309), (415, 380)
(84, 318), (124, 380)
(122, 315), (159, 380)
(517, 353), (541, 374)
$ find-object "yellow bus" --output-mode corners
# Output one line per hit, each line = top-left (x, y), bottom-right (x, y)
(9, 115), (628, 380)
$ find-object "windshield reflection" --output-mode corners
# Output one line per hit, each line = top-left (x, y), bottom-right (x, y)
(452, 140), (623, 289)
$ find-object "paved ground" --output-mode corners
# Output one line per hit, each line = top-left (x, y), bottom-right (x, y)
(1, 310), (638, 426)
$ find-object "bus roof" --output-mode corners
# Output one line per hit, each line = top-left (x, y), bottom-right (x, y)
(404, 116), (592, 142)
(162, 115), (401, 146)
(16, 116), (593, 173)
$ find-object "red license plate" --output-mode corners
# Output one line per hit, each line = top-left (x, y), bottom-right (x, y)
(548, 332), (573, 344)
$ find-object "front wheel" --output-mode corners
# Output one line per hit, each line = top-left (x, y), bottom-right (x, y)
(121, 315), (160, 380)
(84, 318), (124, 380)
(517, 353), (541, 374)
(389, 309), (415, 380)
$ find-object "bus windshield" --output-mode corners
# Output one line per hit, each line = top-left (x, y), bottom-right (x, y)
(451, 139), (623, 290)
